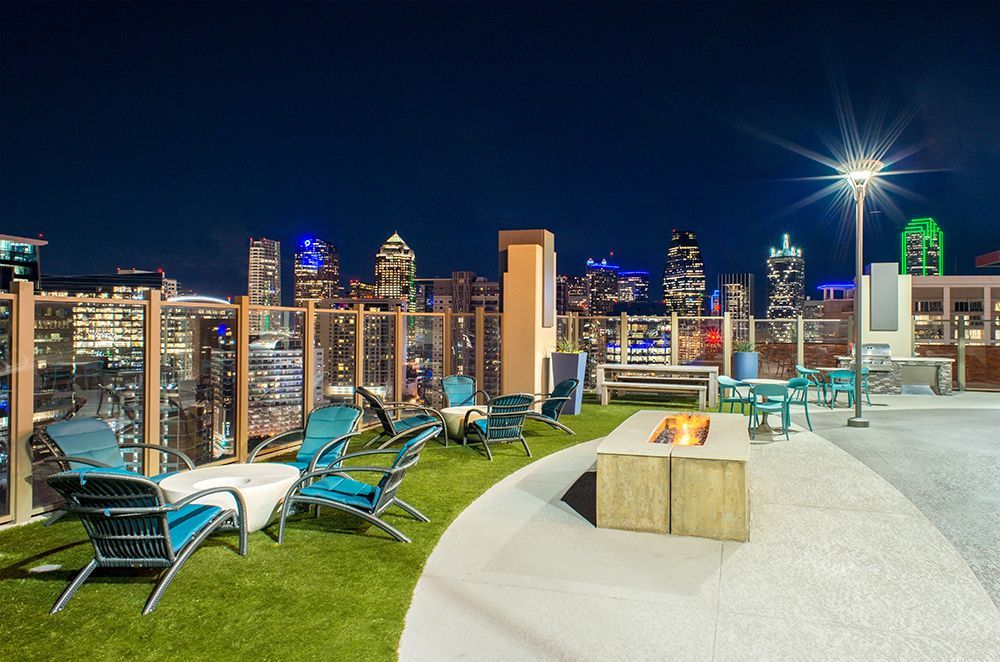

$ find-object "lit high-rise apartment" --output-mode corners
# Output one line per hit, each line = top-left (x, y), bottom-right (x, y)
(719, 273), (754, 340)
(248, 237), (281, 332)
(374, 232), (416, 309)
(662, 230), (706, 315)
(901, 217), (944, 276)
(766, 233), (805, 319)
(618, 271), (650, 304)
(293, 237), (340, 305)
(586, 258), (620, 315)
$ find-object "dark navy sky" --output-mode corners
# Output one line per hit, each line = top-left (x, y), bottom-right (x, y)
(2, 2), (998, 304)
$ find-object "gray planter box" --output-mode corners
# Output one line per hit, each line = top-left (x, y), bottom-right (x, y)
(551, 352), (587, 415)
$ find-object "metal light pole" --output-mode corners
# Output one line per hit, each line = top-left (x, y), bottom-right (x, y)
(846, 161), (882, 428)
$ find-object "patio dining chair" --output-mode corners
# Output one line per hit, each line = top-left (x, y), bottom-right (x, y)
(46, 467), (247, 614)
(795, 365), (827, 405)
(827, 369), (856, 409)
(768, 377), (813, 431)
(749, 382), (790, 440)
(277, 422), (441, 544)
(356, 386), (447, 449)
(248, 403), (363, 474)
(717, 376), (752, 413)
(526, 378), (579, 434)
(441, 374), (490, 407)
(462, 393), (534, 460)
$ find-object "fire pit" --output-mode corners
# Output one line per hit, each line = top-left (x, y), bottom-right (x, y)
(596, 411), (749, 541)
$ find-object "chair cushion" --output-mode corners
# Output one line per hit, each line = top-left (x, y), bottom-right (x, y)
(300, 475), (381, 510)
(296, 406), (359, 466)
(45, 417), (125, 470)
(395, 414), (437, 431)
(470, 418), (488, 435)
(167, 504), (223, 551)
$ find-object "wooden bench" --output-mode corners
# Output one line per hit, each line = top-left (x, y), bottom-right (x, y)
(597, 380), (707, 409)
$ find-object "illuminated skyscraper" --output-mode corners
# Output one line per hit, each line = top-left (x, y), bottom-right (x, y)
(901, 217), (944, 276)
(719, 273), (754, 340)
(374, 232), (416, 309)
(766, 233), (805, 319)
(662, 230), (706, 315)
(586, 258), (619, 315)
(293, 238), (340, 305)
(618, 271), (650, 304)
(248, 237), (281, 332)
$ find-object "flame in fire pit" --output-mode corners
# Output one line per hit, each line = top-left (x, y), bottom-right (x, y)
(650, 413), (711, 446)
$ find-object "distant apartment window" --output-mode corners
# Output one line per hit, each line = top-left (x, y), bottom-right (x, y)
(953, 301), (983, 313)
(914, 301), (942, 312)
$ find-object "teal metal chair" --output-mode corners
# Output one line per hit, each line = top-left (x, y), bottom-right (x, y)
(277, 423), (440, 544)
(774, 377), (813, 431)
(46, 467), (247, 614)
(717, 376), (752, 413)
(827, 369), (856, 408)
(356, 386), (447, 448)
(248, 403), (363, 473)
(749, 382), (790, 440)
(861, 367), (873, 406)
(795, 365), (827, 405)
(463, 393), (534, 460)
(442, 375), (490, 407)
(527, 379), (579, 434)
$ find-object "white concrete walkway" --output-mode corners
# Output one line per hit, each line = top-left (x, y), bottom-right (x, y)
(400, 401), (1000, 661)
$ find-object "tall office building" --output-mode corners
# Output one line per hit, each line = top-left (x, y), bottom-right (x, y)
(662, 230), (706, 315)
(556, 274), (589, 314)
(901, 217), (944, 276)
(374, 232), (416, 309)
(293, 238), (340, 305)
(0, 234), (46, 291)
(586, 258), (620, 315)
(766, 233), (805, 319)
(347, 279), (376, 300)
(248, 237), (281, 332)
(246, 333), (304, 440)
(719, 273), (754, 340)
(618, 271), (650, 304)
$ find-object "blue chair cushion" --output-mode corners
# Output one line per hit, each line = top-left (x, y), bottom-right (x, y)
(167, 504), (223, 551)
(296, 406), (359, 466)
(395, 414), (436, 431)
(470, 418), (488, 436)
(46, 417), (126, 470)
(300, 475), (381, 510)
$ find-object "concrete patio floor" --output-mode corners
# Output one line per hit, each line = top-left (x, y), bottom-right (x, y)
(400, 395), (1000, 661)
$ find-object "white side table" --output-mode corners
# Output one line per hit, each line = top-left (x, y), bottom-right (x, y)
(440, 405), (485, 441)
(159, 463), (300, 533)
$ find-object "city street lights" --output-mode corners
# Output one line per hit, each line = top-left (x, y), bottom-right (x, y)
(845, 160), (883, 428)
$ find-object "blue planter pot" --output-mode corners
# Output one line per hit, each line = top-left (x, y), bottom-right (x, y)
(733, 352), (759, 381)
(551, 352), (587, 415)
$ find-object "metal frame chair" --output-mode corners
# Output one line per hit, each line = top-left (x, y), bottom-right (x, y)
(773, 377), (813, 431)
(717, 376), (752, 413)
(827, 369), (856, 408)
(795, 365), (827, 405)
(277, 423), (440, 544)
(749, 382), (791, 440)
(462, 393), (534, 460)
(526, 379), (579, 434)
(247, 402), (363, 473)
(46, 468), (248, 614)
(355, 386), (447, 448)
(441, 374), (490, 407)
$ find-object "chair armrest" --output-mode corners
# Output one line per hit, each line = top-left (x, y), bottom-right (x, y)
(169, 486), (248, 539)
(462, 408), (488, 429)
(246, 429), (304, 463)
(34, 455), (113, 469)
(119, 443), (196, 470)
(307, 431), (364, 472)
(381, 406), (446, 435)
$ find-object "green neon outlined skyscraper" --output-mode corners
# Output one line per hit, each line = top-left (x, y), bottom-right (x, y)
(900, 218), (944, 276)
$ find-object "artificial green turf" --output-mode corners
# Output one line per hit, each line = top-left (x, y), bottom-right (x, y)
(0, 398), (692, 661)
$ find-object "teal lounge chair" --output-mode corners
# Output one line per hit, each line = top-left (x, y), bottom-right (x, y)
(749, 382), (790, 440)
(718, 376), (752, 413)
(442, 375), (490, 407)
(248, 403), (363, 473)
(527, 378), (579, 434)
(277, 423), (440, 544)
(463, 393), (534, 460)
(46, 467), (247, 614)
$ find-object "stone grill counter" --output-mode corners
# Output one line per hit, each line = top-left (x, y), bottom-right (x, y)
(836, 355), (954, 395)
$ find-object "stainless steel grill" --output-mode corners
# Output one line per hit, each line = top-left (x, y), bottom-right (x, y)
(859, 343), (892, 367)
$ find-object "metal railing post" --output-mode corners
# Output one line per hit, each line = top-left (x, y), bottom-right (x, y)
(796, 315), (805, 368)
(957, 315), (966, 392)
(474, 306), (485, 387)
(143, 289), (162, 475)
(304, 301), (316, 416)
(620, 312), (629, 364)
(235, 296), (250, 462)
(670, 312), (679, 365)
(11, 281), (35, 522)
(723, 312), (732, 376)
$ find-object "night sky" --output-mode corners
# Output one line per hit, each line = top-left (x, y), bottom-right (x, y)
(2, 2), (998, 305)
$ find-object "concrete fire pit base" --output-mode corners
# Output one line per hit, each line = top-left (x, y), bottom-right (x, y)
(596, 411), (749, 541)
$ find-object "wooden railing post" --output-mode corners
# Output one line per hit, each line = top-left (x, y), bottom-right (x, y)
(143, 289), (162, 475)
(670, 312), (679, 366)
(619, 312), (629, 365)
(354, 304), (365, 404)
(474, 306), (485, 387)
(723, 312), (732, 376)
(304, 301), (316, 416)
(11, 281), (35, 522)
(235, 296), (250, 462)
(394, 305), (405, 402)
(748, 315), (756, 347)
(796, 315), (805, 368)
(442, 307), (453, 376)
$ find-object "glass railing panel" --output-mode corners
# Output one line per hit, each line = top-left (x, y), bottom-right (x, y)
(624, 316), (671, 365)
(160, 304), (237, 467)
(313, 310), (358, 405)
(676, 317), (723, 370)
(0, 301), (11, 518)
(404, 314), (444, 407)
(754, 319), (797, 379)
(450, 314), (476, 387)
(33, 299), (146, 508)
(248, 309), (305, 453)
(578, 317), (620, 388)
(362, 311), (396, 403)
(802, 319), (850, 370)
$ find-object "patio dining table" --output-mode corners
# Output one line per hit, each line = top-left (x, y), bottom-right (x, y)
(743, 378), (789, 434)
